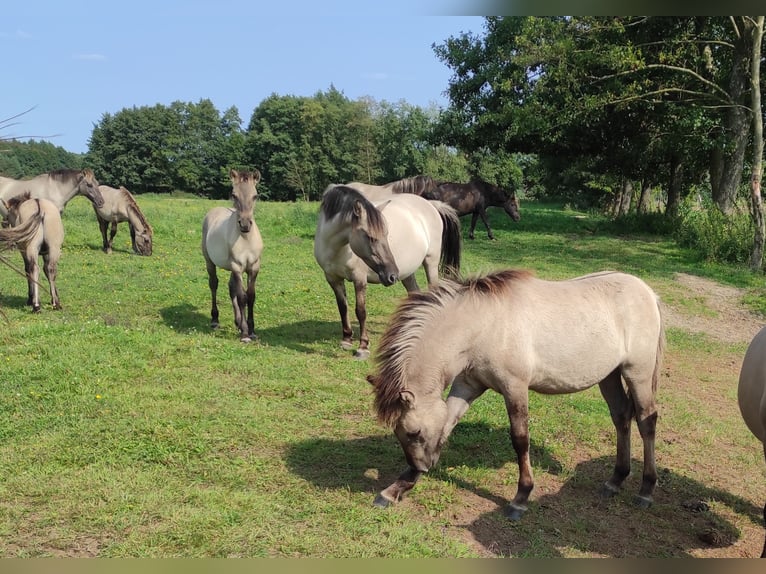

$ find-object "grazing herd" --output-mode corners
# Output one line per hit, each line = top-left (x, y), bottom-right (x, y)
(1, 167), (766, 557)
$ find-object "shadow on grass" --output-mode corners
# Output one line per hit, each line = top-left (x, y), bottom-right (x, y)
(285, 421), (762, 558)
(160, 303), (209, 333)
(0, 293), (30, 311)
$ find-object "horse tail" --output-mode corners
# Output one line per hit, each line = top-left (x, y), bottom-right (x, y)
(432, 201), (461, 278)
(0, 209), (42, 250)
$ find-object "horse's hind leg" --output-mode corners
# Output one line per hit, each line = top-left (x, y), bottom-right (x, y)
(24, 254), (41, 312)
(598, 369), (633, 498)
(109, 221), (118, 252)
(43, 251), (61, 310)
(503, 391), (534, 521)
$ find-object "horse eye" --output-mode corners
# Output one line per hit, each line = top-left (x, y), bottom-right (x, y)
(405, 430), (421, 440)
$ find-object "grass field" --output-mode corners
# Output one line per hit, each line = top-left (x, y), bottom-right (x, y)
(0, 193), (765, 557)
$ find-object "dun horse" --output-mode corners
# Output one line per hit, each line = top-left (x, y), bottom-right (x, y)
(201, 169), (263, 342)
(0, 169), (104, 217)
(737, 326), (766, 558)
(346, 176), (442, 202)
(368, 269), (664, 520)
(94, 185), (153, 255)
(423, 179), (521, 240)
(0, 192), (64, 311)
(314, 185), (461, 359)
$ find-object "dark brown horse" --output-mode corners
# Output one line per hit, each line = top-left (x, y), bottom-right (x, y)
(422, 179), (521, 240)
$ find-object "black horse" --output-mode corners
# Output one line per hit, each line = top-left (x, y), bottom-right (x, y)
(422, 179), (521, 240)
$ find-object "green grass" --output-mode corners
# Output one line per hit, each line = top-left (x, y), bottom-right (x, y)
(0, 195), (764, 557)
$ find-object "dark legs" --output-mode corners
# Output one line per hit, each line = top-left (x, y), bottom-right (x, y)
(327, 276), (369, 359)
(205, 259), (220, 329)
(468, 208), (494, 240)
(42, 252), (60, 310)
(504, 391), (534, 520)
(24, 255), (40, 312)
(598, 369), (658, 506)
(228, 270), (257, 343)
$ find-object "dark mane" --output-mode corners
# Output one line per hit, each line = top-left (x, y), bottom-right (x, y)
(370, 268), (534, 426)
(119, 187), (152, 233)
(6, 191), (32, 211)
(320, 185), (386, 236)
(47, 169), (82, 184)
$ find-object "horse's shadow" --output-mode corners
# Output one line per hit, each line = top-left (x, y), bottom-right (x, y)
(285, 421), (762, 558)
(0, 293), (31, 311)
(159, 304), (342, 354)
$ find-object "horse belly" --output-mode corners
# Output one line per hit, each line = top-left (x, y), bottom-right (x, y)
(739, 327), (766, 443)
(380, 202), (434, 278)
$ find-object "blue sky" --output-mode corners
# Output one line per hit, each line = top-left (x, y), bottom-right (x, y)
(2, 1), (484, 154)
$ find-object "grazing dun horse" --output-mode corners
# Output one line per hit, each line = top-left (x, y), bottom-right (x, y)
(368, 269), (664, 520)
(201, 169), (263, 342)
(737, 325), (766, 558)
(0, 192), (64, 311)
(314, 185), (461, 359)
(94, 185), (153, 255)
(0, 169), (103, 217)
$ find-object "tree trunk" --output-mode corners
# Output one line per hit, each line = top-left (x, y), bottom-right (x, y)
(638, 178), (653, 214)
(667, 156), (683, 217)
(749, 16), (765, 271)
(618, 178), (633, 216)
(710, 17), (754, 215)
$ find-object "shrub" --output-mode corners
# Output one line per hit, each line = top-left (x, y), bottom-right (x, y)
(674, 198), (753, 264)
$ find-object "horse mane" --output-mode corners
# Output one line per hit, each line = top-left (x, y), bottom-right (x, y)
(6, 191), (31, 212)
(119, 186), (152, 233)
(384, 175), (441, 195)
(47, 168), (86, 184)
(320, 185), (386, 235)
(370, 268), (534, 426)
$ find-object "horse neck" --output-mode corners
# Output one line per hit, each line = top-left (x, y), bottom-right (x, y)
(126, 202), (150, 233)
(317, 214), (353, 250)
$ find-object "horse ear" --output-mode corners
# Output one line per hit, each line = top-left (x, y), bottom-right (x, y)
(229, 169), (239, 181)
(376, 199), (392, 212)
(399, 389), (416, 407)
(252, 169), (261, 183)
(366, 374), (376, 386)
(352, 200), (367, 224)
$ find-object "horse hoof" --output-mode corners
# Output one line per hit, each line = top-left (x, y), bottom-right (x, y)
(210, 322), (219, 330)
(354, 349), (371, 360)
(633, 495), (653, 509)
(373, 493), (393, 508)
(504, 503), (527, 521)
(600, 482), (620, 499)
(32, 306), (41, 314)
(240, 336), (252, 343)
(340, 340), (354, 350)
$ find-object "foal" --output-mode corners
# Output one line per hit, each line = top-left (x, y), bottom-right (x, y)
(201, 169), (263, 342)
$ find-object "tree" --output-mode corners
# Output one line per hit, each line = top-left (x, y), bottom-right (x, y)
(748, 16), (765, 270)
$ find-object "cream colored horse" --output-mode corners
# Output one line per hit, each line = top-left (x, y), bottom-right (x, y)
(94, 185), (153, 255)
(314, 184), (461, 359)
(0, 192), (64, 311)
(0, 169), (103, 216)
(345, 175), (442, 202)
(368, 269), (665, 520)
(201, 169), (263, 342)
(737, 326), (766, 557)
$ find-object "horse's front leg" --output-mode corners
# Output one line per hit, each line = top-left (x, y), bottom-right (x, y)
(98, 218), (110, 253)
(352, 279), (370, 360)
(245, 267), (259, 340)
(228, 271), (250, 342)
(205, 259), (220, 329)
(327, 275), (353, 351)
(504, 391), (534, 520)
(478, 208), (495, 240)
(468, 212), (480, 240)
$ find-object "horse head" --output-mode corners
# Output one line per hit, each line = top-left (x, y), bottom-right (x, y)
(348, 198), (399, 286)
(230, 168), (260, 234)
(77, 169), (105, 208)
(482, 180), (521, 222)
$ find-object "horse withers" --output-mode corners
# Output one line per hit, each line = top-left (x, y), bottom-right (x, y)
(314, 185), (461, 359)
(0, 192), (64, 312)
(423, 179), (521, 240)
(737, 326), (766, 558)
(94, 185), (153, 255)
(368, 269), (664, 520)
(201, 169), (263, 343)
(0, 169), (103, 218)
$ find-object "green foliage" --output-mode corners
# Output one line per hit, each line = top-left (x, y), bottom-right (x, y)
(674, 198), (754, 264)
(0, 140), (83, 177)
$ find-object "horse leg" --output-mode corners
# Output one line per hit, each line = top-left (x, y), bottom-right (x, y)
(205, 258), (220, 329)
(98, 217), (110, 253)
(228, 271), (250, 342)
(468, 212), (480, 240)
(109, 221), (118, 252)
(42, 251), (61, 310)
(245, 267), (259, 340)
(129, 223), (137, 253)
(598, 369), (634, 498)
(401, 275), (420, 292)
(503, 391), (534, 520)
(327, 276), (354, 351)
(352, 280), (370, 360)
(24, 254), (41, 312)
(478, 208), (495, 240)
